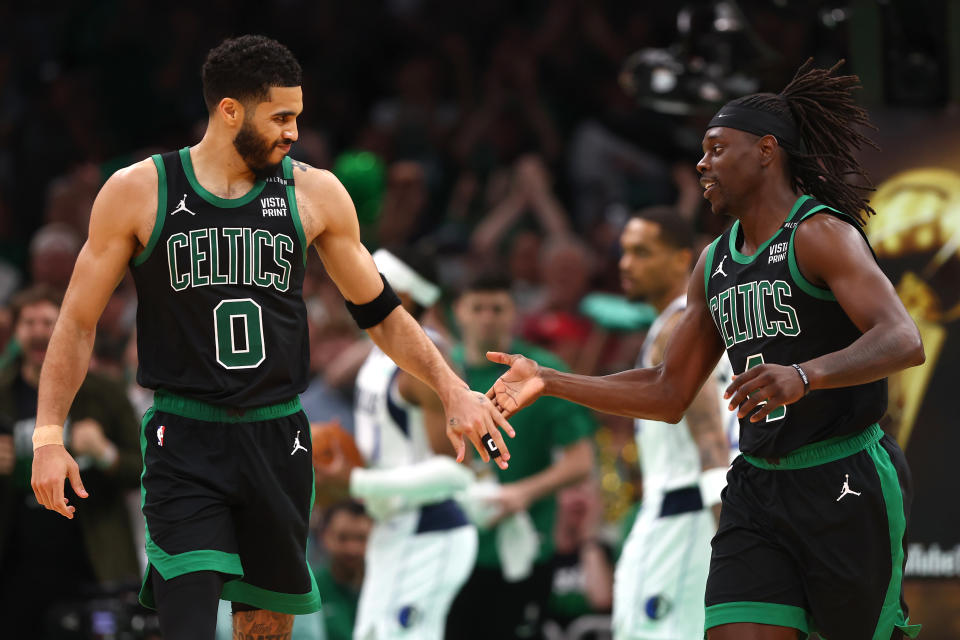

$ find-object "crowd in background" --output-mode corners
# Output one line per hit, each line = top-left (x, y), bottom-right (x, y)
(0, 1), (949, 638)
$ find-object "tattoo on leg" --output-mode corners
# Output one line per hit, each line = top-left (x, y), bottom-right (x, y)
(233, 609), (294, 640)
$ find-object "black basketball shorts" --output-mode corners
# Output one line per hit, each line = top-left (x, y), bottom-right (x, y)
(137, 391), (320, 615)
(705, 424), (920, 639)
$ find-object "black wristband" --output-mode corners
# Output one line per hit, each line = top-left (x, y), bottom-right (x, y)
(344, 273), (401, 329)
(480, 433), (502, 459)
(791, 363), (810, 396)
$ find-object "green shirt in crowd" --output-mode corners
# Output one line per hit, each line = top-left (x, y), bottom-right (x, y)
(452, 339), (596, 568)
(313, 565), (361, 640)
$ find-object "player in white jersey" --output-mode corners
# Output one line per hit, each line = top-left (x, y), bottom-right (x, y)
(612, 209), (738, 639)
(349, 248), (477, 640)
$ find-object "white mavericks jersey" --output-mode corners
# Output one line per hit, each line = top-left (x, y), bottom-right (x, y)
(613, 296), (739, 640)
(355, 342), (435, 471)
(634, 297), (740, 495)
(352, 332), (477, 640)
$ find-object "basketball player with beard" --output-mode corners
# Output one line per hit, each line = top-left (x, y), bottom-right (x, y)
(30, 35), (513, 640)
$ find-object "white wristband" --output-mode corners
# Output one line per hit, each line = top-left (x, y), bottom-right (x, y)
(699, 466), (728, 508)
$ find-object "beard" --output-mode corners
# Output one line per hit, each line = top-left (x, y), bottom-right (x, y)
(233, 119), (288, 179)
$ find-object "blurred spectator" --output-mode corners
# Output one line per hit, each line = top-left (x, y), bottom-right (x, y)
(0, 285), (141, 637)
(29, 222), (82, 292)
(43, 163), (102, 236)
(378, 159), (432, 247)
(316, 500), (373, 640)
(300, 265), (362, 431)
(446, 270), (595, 640)
(370, 55), (459, 166)
(521, 236), (598, 371)
(544, 479), (614, 640)
(470, 154), (571, 259)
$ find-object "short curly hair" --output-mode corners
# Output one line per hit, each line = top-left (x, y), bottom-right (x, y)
(202, 35), (302, 111)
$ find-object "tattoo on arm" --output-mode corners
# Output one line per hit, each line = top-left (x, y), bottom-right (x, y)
(290, 159), (312, 172)
(685, 385), (730, 472)
(233, 610), (294, 640)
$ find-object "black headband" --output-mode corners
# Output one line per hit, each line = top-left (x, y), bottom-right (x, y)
(707, 103), (801, 150)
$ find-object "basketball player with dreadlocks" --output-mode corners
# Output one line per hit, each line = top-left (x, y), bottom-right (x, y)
(484, 60), (924, 639)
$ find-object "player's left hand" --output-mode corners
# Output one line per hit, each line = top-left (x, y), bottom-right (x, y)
(724, 363), (805, 422)
(444, 386), (515, 470)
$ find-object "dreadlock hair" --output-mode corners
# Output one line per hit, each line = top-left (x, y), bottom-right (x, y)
(728, 59), (878, 225)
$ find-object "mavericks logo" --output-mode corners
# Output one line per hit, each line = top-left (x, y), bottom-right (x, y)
(644, 595), (672, 620)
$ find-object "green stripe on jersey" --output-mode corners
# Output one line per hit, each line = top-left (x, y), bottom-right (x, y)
(866, 440), (921, 639)
(179, 147), (266, 208)
(152, 390), (302, 422)
(704, 601), (812, 634)
(728, 195), (810, 264)
(743, 424), (882, 470)
(132, 155), (168, 266)
(283, 156), (309, 266)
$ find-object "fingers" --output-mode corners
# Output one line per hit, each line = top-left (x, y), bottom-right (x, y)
(750, 399), (784, 422)
(735, 390), (769, 419)
(724, 366), (760, 399)
(489, 402), (515, 438)
(51, 472), (72, 519)
(484, 417), (510, 469)
(726, 374), (767, 413)
(485, 351), (514, 365)
(67, 463), (88, 500)
(448, 430), (466, 463)
(466, 429), (489, 464)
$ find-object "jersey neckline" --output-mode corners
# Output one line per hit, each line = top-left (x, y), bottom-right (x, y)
(179, 147), (267, 209)
(728, 195), (810, 264)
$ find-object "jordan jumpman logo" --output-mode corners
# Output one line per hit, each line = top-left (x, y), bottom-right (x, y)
(836, 474), (862, 501)
(170, 194), (196, 216)
(712, 255), (728, 278)
(291, 430), (308, 456)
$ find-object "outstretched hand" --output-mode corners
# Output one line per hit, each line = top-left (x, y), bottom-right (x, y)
(443, 386), (516, 470)
(484, 351), (545, 419)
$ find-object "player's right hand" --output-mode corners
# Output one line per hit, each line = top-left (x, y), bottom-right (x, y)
(485, 352), (546, 418)
(31, 444), (87, 519)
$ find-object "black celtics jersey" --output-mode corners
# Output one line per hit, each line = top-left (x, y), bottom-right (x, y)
(131, 148), (309, 408)
(704, 195), (886, 457)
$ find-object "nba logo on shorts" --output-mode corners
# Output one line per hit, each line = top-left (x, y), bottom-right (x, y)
(157, 425), (166, 447)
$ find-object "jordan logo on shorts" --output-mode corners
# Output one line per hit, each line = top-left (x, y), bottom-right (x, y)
(291, 430), (308, 456)
(836, 473), (861, 501)
(712, 255), (728, 278)
(157, 425), (165, 447)
(170, 194), (196, 216)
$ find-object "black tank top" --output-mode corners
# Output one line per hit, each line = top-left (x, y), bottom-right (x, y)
(704, 195), (887, 457)
(131, 148), (309, 408)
